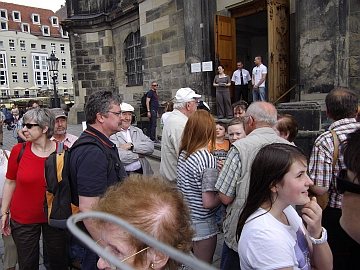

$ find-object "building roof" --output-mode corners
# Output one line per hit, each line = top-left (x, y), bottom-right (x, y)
(0, 2), (65, 38)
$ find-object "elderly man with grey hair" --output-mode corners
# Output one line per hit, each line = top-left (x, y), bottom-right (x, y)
(215, 101), (291, 270)
(160, 87), (201, 182)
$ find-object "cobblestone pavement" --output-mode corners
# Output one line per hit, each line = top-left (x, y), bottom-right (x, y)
(0, 124), (222, 269)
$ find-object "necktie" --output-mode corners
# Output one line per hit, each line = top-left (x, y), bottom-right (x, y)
(240, 70), (244, 85)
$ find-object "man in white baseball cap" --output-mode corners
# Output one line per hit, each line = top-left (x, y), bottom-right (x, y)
(160, 88), (201, 182)
(110, 102), (154, 175)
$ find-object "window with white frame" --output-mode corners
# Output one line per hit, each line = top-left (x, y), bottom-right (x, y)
(41, 44), (46, 50)
(9, 39), (14, 50)
(21, 23), (30, 33)
(12, 11), (21, 22)
(10, 56), (16, 67)
(23, 72), (29, 83)
(51, 43), (56, 53)
(42, 25), (50, 36)
(14, 90), (19, 96)
(1, 21), (8, 30)
(0, 52), (8, 86)
(12, 72), (18, 82)
(32, 14), (40, 24)
(21, 56), (27, 67)
(60, 27), (68, 38)
(51, 16), (58, 26)
(20, 40), (25, 51)
(0, 41), (3, 48)
(1, 89), (6, 97)
(0, 9), (7, 20)
(62, 73), (67, 83)
(32, 54), (48, 86)
(60, 44), (65, 53)
(61, 59), (66, 68)
(31, 43), (36, 49)
(124, 30), (142, 86)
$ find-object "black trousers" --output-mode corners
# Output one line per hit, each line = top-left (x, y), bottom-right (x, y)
(322, 207), (360, 270)
(11, 219), (68, 270)
(148, 109), (157, 141)
(234, 85), (249, 103)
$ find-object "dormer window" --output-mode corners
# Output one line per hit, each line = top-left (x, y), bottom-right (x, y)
(0, 9), (7, 20)
(12, 11), (21, 22)
(32, 14), (40, 24)
(21, 23), (30, 33)
(51, 16), (58, 27)
(60, 27), (68, 38)
(42, 25), (50, 36)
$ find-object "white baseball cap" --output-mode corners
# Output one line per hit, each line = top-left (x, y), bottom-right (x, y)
(175, 88), (201, 103)
(120, 102), (134, 112)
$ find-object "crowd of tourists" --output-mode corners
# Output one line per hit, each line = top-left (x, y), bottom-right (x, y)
(0, 85), (359, 270)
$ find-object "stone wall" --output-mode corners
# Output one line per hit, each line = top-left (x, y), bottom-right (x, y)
(297, 0), (349, 93)
(349, 0), (360, 94)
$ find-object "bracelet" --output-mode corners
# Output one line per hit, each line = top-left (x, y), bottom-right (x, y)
(309, 227), (327, 245)
(1, 211), (9, 218)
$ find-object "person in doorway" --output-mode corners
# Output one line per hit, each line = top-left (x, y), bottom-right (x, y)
(252, 56), (267, 101)
(146, 81), (160, 142)
(213, 65), (233, 119)
(231, 61), (251, 103)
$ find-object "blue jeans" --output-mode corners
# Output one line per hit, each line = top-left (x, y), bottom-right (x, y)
(252, 87), (266, 101)
(148, 109), (157, 141)
(220, 242), (240, 270)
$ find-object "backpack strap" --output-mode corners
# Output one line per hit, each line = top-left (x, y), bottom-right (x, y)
(17, 142), (26, 163)
(330, 130), (340, 171)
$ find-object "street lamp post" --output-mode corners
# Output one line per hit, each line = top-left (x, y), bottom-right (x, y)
(46, 52), (60, 108)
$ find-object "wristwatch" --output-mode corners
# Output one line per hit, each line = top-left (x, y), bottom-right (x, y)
(130, 143), (134, 151)
(309, 227), (327, 245)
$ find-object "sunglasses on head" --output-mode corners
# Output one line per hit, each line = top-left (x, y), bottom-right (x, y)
(336, 169), (360, 195)
(22, 123), (40, 129)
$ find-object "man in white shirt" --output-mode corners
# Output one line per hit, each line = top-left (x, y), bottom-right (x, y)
(231, 61), (251, 103)
(50, 108), (78, 148)
(252, 56), (267, 101)
(160, 87), (201, 182)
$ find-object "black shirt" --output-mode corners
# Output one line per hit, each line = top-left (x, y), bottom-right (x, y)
(147, 89), (159, 111)
(69, 125), (126, 203)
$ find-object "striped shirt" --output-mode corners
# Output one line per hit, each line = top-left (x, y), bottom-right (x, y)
(177, 149), (218, 220)
(309, 118), (360, 209)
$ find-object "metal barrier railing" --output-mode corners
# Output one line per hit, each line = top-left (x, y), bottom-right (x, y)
(67, 212), (217, 270)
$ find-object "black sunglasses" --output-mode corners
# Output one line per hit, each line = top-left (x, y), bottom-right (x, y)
(22, 123), (40, 129)
(336, 169), (360, 195)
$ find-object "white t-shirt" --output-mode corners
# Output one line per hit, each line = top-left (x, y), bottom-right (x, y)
(252, 64), (267, 87)
(238, 206), (311, 270)
(0, 150), (10, 200)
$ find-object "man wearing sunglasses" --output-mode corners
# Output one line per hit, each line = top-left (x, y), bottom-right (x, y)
(146, 81), (160, 142)
(309, 87), (360, 269)
(338, 130), (360, 246)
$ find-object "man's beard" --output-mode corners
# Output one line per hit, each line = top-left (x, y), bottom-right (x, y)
(55, 129), (66, 135)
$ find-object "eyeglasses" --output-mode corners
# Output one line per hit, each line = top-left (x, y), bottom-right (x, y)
(336, 169), (360, 194)
(22, 123), (40, 129)
(107, 111), (122, 117)
(152, 84), (158, 87)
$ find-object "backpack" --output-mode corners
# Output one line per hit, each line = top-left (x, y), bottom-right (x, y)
(140, 91), (149, 115)
(44, 136), (122, 229)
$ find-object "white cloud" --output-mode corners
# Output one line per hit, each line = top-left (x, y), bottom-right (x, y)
(3, 0), (66, 12)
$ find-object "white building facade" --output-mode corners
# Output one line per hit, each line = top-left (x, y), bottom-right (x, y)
(0, 2), (73, 101)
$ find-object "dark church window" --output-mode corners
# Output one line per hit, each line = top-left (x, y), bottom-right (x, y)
(125, 31), (142, 86)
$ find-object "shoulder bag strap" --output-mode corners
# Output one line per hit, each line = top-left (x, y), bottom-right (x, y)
(2, 149), (8, 160)
(330, 130), (340, 171)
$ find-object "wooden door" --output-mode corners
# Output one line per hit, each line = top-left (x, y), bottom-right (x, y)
(267, 0), (290, 102)
(215, 15), (236, 78)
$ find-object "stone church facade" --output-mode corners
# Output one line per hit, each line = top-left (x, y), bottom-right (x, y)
(62, 0), (360, 123)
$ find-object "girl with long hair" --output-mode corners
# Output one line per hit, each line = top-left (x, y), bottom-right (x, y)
(237, 143), (332, 270)
(177, 110), (220, 263)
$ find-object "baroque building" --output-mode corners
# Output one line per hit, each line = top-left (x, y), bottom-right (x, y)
(63, 0), (360, 123)
(0, 2), (74, 103)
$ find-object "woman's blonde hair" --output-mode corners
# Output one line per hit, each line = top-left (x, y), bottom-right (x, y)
(179, 110), (216, 158)
(95, 175), (193, 269)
